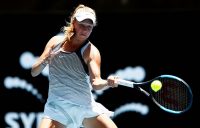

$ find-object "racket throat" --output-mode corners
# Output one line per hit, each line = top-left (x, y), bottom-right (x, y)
(137, 87), (150, 97)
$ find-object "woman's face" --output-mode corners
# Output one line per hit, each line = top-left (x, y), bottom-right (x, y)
(74, 19), (94, 40)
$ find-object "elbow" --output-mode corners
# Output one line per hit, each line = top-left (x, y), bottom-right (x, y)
(91, 79), (100, 90)
(31, 72), (37, 77)
(31, 68), (38, 77)
(31, 71), (37, 77)
(91, 81), (99, 90)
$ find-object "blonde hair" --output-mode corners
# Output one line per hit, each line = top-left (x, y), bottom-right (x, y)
(62, 4), (96, 42)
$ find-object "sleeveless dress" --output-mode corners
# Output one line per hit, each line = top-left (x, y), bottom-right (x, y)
(43, 39), (113, 128)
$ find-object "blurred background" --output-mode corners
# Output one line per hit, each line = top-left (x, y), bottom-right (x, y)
(0, 0), (199, 128)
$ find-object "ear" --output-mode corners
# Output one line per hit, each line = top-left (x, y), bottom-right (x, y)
(72, 22), (76, 32)
(72, 18), (76, 26)
(72, 17), (78, 24)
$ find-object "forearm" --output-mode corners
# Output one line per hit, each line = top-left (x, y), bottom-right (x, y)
(91, 78), (108, 90)
(91, 76), (119, 90)
(31, 58), (48, 77)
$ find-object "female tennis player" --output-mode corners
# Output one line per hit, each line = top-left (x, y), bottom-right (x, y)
(31, 4), (118, 128)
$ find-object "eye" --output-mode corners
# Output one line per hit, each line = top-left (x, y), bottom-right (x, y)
(79, 23), (93, 30)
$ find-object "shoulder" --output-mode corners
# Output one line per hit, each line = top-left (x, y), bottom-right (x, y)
(49, 34), (65, 44)
(83, 41), (101, 64)
(46, 34), (65, 48)
(86, 42), (100, 56)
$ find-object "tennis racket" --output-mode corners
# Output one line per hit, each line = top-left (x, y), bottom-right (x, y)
(116, 75), (193, 114)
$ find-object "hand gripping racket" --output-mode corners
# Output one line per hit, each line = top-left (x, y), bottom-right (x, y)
(116, 75), (193, 114)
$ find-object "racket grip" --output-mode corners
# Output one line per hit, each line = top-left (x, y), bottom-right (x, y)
(117, 79), (134, 88)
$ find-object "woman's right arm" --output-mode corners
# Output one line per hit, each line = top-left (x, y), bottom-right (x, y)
(31, 36), (59, 77)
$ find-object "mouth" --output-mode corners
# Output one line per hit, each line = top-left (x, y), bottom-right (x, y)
(80, 33), (88, 37)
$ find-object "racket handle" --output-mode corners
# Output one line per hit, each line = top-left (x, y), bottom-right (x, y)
(117, 79), (134, 88)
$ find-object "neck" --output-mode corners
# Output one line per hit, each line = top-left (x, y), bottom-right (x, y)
(71, 35), (87, 46)
(62, 37), (87, 52)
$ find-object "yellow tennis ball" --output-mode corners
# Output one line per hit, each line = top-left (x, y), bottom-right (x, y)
(151, 80), (162, 92)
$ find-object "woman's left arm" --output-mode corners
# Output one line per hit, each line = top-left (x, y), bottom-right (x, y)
(84, 43), (118, 90)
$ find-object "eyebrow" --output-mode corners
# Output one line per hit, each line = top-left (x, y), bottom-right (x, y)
(78, 21), (94, 27)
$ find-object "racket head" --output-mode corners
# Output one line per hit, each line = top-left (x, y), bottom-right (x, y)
(148, 75), (193, 114)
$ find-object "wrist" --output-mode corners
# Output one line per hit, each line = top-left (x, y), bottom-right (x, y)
(105, 80), (111, 88)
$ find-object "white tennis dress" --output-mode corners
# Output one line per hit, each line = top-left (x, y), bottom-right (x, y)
(43, 39), (113, 128)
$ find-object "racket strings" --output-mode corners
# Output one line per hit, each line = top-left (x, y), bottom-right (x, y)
(152, 78), (192, 112)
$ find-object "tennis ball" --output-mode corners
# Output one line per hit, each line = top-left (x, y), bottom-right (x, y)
(151, 80), (162, 92)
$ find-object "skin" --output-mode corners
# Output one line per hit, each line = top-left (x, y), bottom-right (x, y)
(32, 19), (118, 128)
